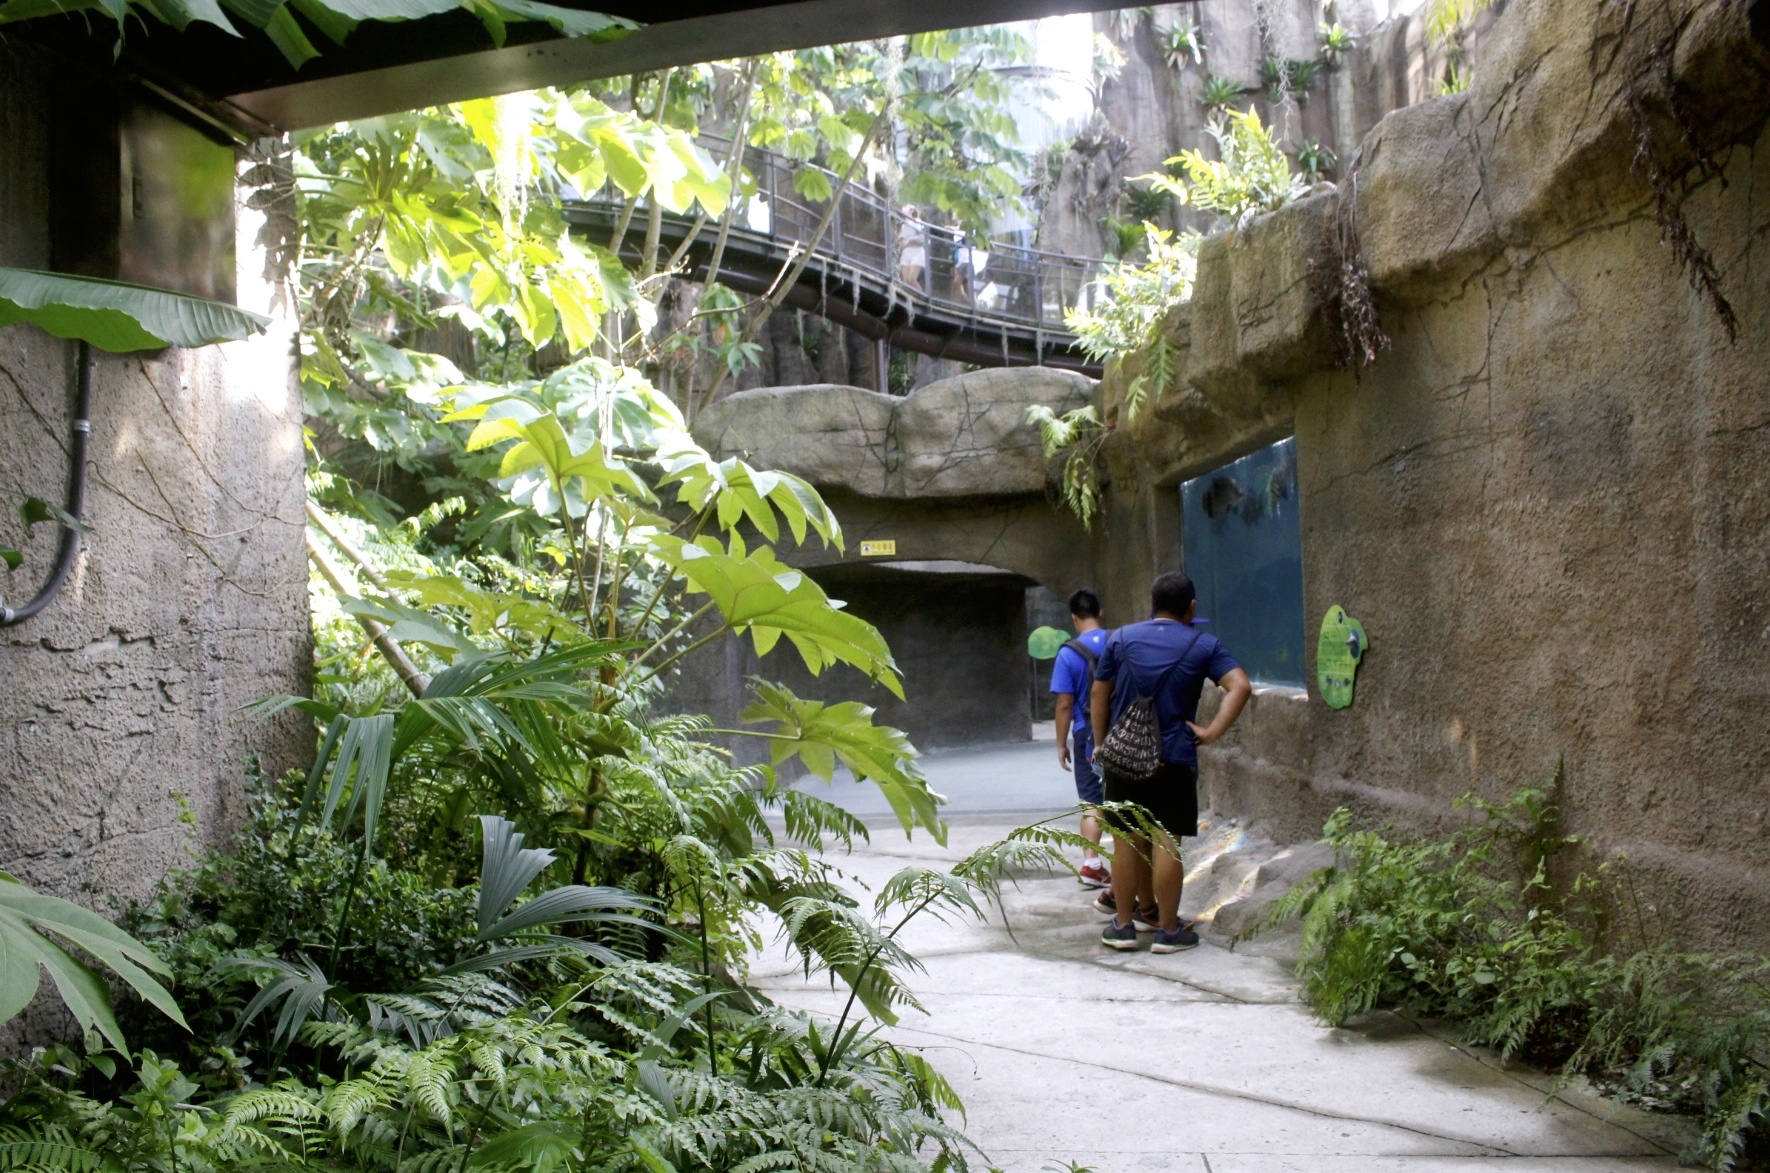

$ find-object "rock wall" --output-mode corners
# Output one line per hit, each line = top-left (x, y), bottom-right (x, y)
(1093, 0), (1770, 950)
(1037, 0), (1473, 256)
(0, 45), (309, 914)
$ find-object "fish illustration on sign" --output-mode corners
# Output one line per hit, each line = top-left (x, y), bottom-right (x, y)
(1316, 605), (1368, 709)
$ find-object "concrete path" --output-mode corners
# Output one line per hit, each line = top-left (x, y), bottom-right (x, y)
(773, 742), (1693, 1173)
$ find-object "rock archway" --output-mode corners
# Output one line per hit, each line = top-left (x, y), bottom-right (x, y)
(676, 367), (1101, 750)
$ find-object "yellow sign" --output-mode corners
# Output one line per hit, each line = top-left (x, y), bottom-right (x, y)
(859, 540), (897, 557)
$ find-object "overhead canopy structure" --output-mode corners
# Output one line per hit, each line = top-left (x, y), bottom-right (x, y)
(27, 0), (1131, 136)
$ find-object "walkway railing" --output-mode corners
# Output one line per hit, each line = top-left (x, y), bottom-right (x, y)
(593, 134), (1106, 338)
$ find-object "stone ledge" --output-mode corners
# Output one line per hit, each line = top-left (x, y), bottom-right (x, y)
(692, 367), (1094, 500)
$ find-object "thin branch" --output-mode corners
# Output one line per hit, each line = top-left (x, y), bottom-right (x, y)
(610, 68), (676, 260)
(696, 102), (892, 409)
(306, 500), (389, 591)
(638, 624), (728, 679)
(305, 532), (429, 697)
(634, 599), (718, 666)
(686, 60), (762, 287)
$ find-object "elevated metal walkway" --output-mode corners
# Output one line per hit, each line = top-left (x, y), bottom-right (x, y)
(564, 136), (1106, 381)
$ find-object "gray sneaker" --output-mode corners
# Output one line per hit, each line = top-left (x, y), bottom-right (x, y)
(1150, 924), (1200, 953)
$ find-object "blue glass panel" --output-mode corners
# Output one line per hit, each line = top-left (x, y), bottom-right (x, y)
(1180, 437), (1306, 687)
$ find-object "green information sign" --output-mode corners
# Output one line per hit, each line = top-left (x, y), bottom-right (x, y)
(1027, 626), (1070, 661)
(1316, 605), (1368, 709)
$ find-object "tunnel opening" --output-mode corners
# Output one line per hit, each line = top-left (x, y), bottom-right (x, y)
(793, 560), (1039, 751)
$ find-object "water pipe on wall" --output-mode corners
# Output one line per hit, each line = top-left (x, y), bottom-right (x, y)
(0, 341), (93, 627)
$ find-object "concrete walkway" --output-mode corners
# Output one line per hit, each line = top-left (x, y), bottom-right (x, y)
(771, 742), (1693, 1173)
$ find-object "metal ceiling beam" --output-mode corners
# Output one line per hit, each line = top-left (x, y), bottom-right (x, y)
(228, 0), (1135, 130)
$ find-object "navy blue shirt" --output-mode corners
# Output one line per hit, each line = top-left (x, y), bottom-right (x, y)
(1094, 619), (1240, 767)
(1049, 627), (1109, 737)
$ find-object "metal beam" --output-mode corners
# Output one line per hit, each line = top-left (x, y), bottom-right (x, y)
(228, 0), (1134, 129)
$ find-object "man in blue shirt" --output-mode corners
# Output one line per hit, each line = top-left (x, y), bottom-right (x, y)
(1090, 572), (1252, 953)
(1050, 589), (1112, 888)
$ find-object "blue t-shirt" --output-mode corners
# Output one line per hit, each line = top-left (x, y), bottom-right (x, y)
(1094, 619), (1240, 766)
(1049, 627), (1109, 737)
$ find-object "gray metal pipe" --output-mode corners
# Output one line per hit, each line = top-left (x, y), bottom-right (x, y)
(0, 341), (93, 627)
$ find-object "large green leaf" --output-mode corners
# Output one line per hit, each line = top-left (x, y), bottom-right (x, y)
(651, 534), (902, 696)
(0, 269), (270, 353)
(742, 682), (943, 842)
(453, 397), (650, 518)
(462, 816), (654, 968)
(0, 873), (187, 1052)
(656, 442), (842, 549)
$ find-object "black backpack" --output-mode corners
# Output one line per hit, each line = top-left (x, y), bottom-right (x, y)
(1094, 629), (1200, 782)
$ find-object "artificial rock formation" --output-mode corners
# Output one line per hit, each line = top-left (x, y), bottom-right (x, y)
(1094, 0), (1770, 951)
(680, 366), (1099, 751)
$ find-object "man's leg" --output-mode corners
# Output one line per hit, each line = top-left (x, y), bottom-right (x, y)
(1073, 732), (1103, 863)
(1109, 830), (1150, 928)
(1151, 828), (1185, 932)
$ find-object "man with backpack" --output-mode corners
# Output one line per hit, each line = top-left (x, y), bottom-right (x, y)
(1050, 589), (1112, 888)
(1091, 572), (1252, 953)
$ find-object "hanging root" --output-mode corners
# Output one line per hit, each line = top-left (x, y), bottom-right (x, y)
(1614, 0), (1740, 343)
(1310, 173), (1390, 375)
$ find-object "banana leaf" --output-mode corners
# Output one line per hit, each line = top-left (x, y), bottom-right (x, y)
(0, 268), (271, 353)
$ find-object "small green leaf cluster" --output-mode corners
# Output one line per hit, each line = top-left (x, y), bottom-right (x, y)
(1147, 108), (1310, 232)
(1162, 18), (1206, 69)
(1258, 56), (1322, 102)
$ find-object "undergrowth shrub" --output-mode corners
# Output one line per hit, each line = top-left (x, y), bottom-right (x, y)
(1265, 779), (1770, 1170)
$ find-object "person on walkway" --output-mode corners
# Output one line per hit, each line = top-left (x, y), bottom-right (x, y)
(1051, 589), (1111, 888)
(897, 205), (929, 292)
(1092, 572), (1252, 953)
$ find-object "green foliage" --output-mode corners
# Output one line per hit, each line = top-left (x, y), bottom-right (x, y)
(1295, 139), (1337, 183)
(0, 268), (269, 353)
(0, 0), (634, 71)
(1026, 405), (1107, 531)
(295, 95), (721, 380)
(1161, 18), (1206, 68)
(1319, 21), (1356, 65)
(1198, 74), (1245, 113)
(1, 496), (82, 590)
(1264, 779), (1770, 1170)
(1258, 56), (1322, 102)
(1264, 789), (1592, 1047)
(1147, 109), (1309, 231)
(1426, 0), (1493, 44)
(1065, 226), (1198, 369)
(1425, 0), (1493, 93)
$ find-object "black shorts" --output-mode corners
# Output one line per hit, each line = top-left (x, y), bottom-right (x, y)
(1101, 761), (1199, 840)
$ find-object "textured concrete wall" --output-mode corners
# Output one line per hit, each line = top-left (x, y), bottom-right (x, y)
(0, 46), (309, 912)
(1093, 0), (1770, 950)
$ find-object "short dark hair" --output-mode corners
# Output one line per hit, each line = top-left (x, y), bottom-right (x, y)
(1067, 588), (1101, 619)
(1150, 572), (1196, 617)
